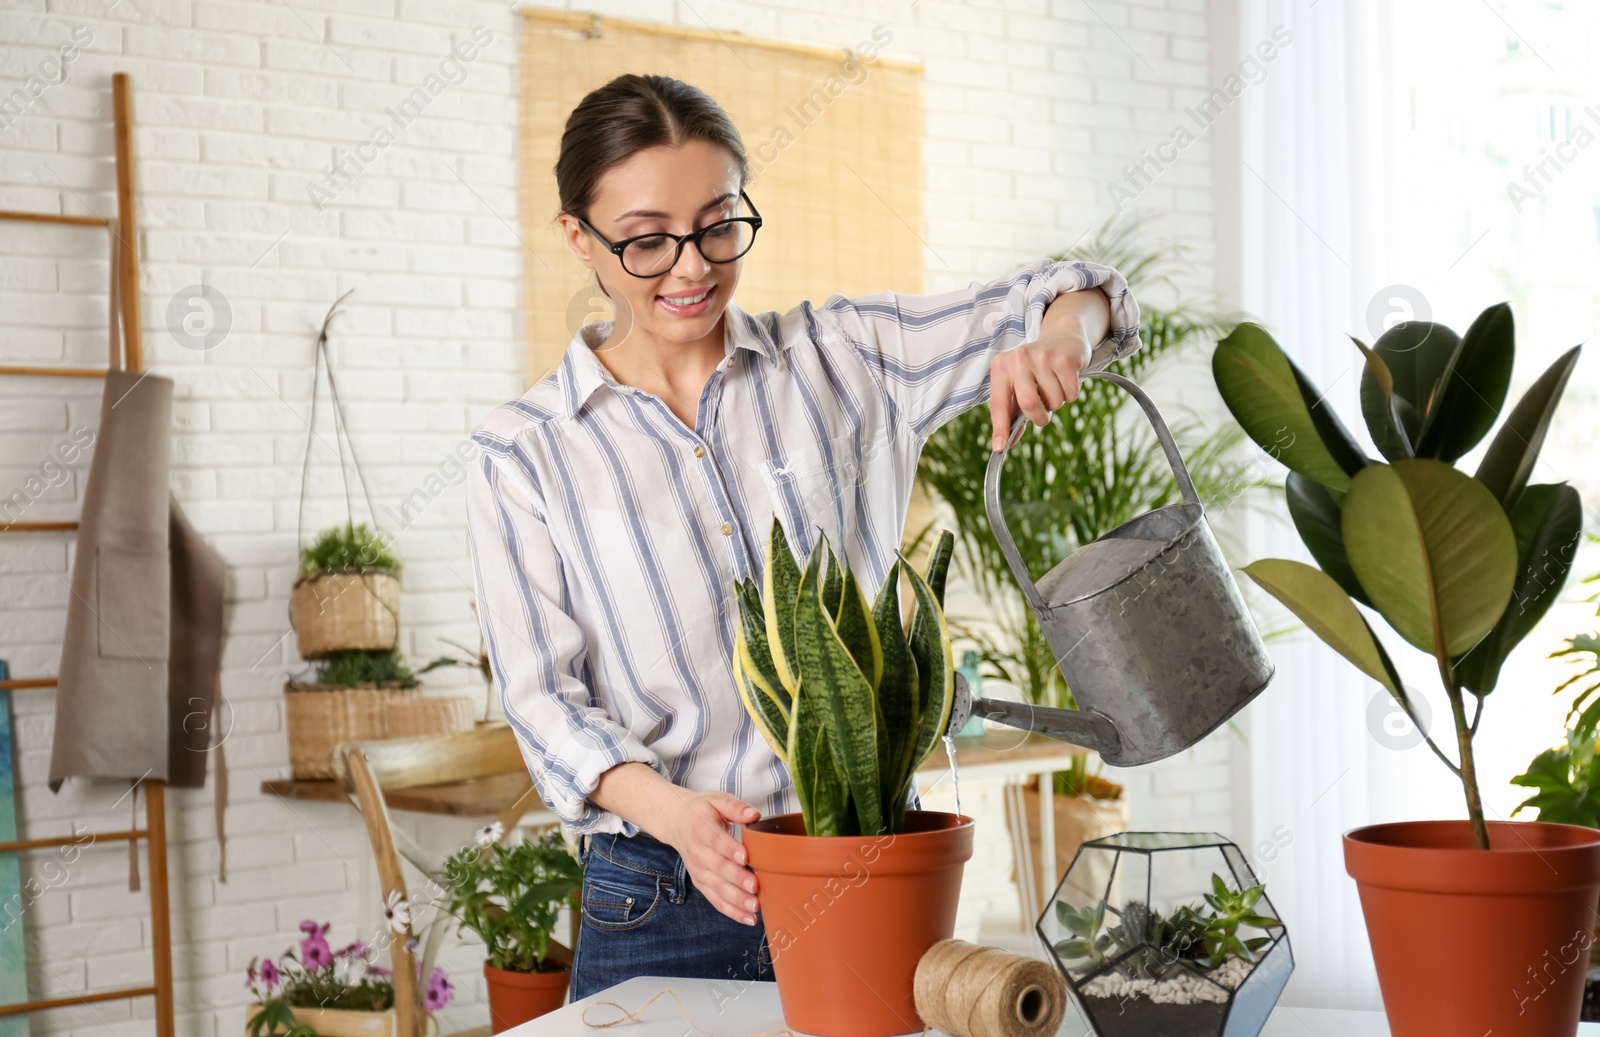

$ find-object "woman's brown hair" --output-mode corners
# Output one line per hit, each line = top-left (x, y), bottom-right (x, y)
(553, 73), (751, 228)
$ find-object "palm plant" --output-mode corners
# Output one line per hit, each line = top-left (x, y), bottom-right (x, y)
(916, 215), (1261, 778)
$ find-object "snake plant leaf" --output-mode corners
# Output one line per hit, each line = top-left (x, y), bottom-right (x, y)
(762, 516), (803, 697)
(1352, 336), (1416, 462)
(793, 537), (883, 836)
(1370, 320), (1462, 428)
(1415, 303), (1515, 462)
(788, 676), (844, 836)
(734, 578), (788, 711)
(821, 538), (845, 622)
(1213, 323), (1359, 491)
(1284, 472), (1371, 608)
(907, 529), (956, 714)
(1455, 482), (1583, 697)
(734, 622), (789, 764)
(1342, 459), (1518, 658)
(1475, 344), (1582, 511)
(902, 551), (955, 779)
(873, 559), (919, 829)
(1241, 558), (1400, 698)
(834, 560), (883, 691)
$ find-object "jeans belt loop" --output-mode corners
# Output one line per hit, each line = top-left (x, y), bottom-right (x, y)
(671, 843), (688, 904)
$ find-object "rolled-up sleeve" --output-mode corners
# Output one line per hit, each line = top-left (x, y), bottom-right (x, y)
(465, 431), (665, 837)
(819, 257), (1142, 445)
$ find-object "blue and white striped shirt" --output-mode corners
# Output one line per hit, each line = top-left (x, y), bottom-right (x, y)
(465, 257), (1141, 836)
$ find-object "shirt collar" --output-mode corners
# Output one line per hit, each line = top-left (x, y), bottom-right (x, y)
(559, 300), (778, 419)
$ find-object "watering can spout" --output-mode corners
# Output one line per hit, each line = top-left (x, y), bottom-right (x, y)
(946, 672), (1122, 756)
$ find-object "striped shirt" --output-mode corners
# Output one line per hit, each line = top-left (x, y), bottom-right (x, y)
(465, 257), (1142, 837)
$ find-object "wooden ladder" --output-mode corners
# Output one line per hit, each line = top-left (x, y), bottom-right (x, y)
(0, 71), (175, 1037)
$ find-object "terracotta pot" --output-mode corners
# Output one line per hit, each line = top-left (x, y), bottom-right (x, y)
(484, 947), (572, 1033)
(1345, 819), (1600, 1037)
(741, 810), (974, 1037)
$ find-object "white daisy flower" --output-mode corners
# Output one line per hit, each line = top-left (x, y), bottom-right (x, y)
(474, 821), (505, 848)
(383, 890), (411, 934)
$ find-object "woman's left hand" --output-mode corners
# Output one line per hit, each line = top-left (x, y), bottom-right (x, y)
(989, 286), (1111, 451)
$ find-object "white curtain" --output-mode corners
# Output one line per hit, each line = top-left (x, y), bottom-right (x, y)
(1231, 0), (1444, 1010)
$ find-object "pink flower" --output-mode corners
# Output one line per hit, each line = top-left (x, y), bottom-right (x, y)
(368, 965), (391, 979)
(423, 968), (454, 1012)
(336, 940), (372, 961)
(298, 920), (328, 938)
(246, 959), (259, 986)
(259, 959), (281, 991)
(301, 934), (333, 970)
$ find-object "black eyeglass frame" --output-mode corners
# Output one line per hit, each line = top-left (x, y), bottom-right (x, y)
(573, 190), (763, 278)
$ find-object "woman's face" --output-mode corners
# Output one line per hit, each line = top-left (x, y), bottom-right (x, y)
(563, 140), (745, 350)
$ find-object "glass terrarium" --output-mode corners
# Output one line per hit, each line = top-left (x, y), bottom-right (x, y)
(1036, 832), (1293, 1037)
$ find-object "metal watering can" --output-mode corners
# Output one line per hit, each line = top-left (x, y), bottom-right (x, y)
(943, 371), (1275, 766)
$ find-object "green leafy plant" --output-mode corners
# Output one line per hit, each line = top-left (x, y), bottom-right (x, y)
(1053, 875), (1282, 980)
(417, 599), (494, 719)
(731, 515), (956, 837)
(1212, 304), (1584, 849)
(312, 649), (417, 688)
(916, 215), (1262, 797)
(436, 827), (581, 973)
(1511, 542), (1600, 827)
(299, 520), (400, 579)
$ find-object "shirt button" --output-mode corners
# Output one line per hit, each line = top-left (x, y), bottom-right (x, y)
(720, 522), (733, 536)
(694, 445), (705, 458)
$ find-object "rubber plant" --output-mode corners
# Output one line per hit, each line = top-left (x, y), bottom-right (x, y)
(731, 514), (956, 837)
(1212, 304), (1584, 850)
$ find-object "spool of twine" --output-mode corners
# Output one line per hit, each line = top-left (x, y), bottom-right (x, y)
(913, 939), (1066, 1037)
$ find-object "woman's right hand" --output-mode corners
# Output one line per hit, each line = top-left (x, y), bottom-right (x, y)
(657, 788), (763, 925)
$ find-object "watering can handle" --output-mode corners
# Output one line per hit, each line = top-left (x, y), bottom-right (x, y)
(984, 370), (1203, 614)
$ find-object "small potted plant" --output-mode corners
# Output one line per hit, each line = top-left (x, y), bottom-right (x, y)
(283, 649), (418, 780)
(1212, 305), (1600, 1036)
(436, 824), (581, 1032)
(731, 516), (975, 1037)
(245, 920), (453, 1037)
(291, 520), (402, 658)
(1040, 833), (1290, 1037)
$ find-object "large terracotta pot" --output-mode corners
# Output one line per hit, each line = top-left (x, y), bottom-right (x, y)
(1345, 819), (1600, 1037)
(484, 943), (572, 1033)
(741, 810), (974, 1037)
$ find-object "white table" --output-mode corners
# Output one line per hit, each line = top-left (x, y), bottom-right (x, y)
(505, 975), (1600, 1036)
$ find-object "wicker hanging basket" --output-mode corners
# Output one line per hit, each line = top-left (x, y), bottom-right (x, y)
(283, 681), (413, 780)
(383, 696), (476, 740)
(289, 570), (401, 658)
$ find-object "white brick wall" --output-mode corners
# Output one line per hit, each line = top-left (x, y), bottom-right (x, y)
(0, 0), (1225, 1032)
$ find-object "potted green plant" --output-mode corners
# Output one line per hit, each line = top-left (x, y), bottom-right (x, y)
(436, 825), (581, 1033)
(918, 215), (1261, 892)
(291, 520), (402, 658)
(283, 649), (418, 780)
(1211, 304), (1600, 1036)
(730, 516), (973, 1037)
(245, 920), (453, 1037)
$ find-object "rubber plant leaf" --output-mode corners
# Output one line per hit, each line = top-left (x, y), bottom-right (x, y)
(1341, 459), (1518, 658)
(1455, 482), (1583, 697)
(1369, 319), (1462, 433)
(1288, 357), (1369, 478)
(1352, 336), (1416, 462)
(1474, 344), (1581, 511)
(1212, 322), (1357, 491)
(1284, 471), (1371, 608)
(1242, 558), (1401, 699)
(792, 534), (883, 837)
(762, 516), (803, 698)
(1414, 303), (1514, 462)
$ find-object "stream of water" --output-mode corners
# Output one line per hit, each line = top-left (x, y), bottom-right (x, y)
(942, 734), (962, 819)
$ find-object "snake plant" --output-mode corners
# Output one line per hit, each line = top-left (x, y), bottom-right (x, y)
(731, 515), (957, 837)
(1212, 305), (1584, 850)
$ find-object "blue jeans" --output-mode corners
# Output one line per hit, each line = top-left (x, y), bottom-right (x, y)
(569, 827), (775, 1002)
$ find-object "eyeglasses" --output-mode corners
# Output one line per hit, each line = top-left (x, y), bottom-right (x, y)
(574, 190), (763, 278)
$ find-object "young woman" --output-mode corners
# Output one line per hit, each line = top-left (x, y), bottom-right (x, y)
(464, 73), (1141, 1001)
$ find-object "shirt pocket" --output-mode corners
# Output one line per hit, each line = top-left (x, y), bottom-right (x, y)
(94, 543), (170, 661)
(757, 442), (859, 566)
